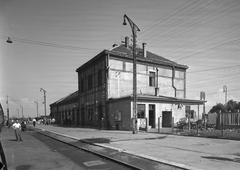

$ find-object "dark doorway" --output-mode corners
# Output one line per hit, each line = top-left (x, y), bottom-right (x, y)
(149, 105), (155, 128)
(162, 111), (172, 127)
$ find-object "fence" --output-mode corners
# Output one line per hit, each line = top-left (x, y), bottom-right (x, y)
(217, 112), (240, 129)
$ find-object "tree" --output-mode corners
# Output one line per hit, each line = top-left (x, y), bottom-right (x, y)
(209, 100), (240, 113)
(209, 103), (224, 113)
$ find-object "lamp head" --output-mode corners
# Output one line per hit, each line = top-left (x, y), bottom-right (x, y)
(123, 17), (127, 25)
(6, 37), (13, 43)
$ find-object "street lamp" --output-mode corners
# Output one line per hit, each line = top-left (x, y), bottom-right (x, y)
(16, 109), (19, 119)
(123, 14), (140, 134)
(6, 37), (13, 43)
(40, 88), (47, 117)
(6, 95), (9, 122)
(223, 85), (227, 106)
(34, 101), (39, 118)
(20, 106), (23, 118)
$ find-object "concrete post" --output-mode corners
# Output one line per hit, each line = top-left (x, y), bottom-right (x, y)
(158, 117), (161, 133)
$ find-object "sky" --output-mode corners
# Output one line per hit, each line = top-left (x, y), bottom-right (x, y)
(0, 0), (240, 118)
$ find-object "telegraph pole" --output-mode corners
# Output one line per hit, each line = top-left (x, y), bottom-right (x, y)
(123, 14), (140, 134)
(34, 101), (39, 118)
(6, 96), (9, 122)
(40, 88), (47, 117)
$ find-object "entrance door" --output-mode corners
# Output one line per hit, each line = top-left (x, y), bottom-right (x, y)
(149, 105), (155, 128)
(162, 111), (172, 127)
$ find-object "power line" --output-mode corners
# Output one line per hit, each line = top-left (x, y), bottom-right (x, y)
(140, 0), (198, 36)
(0, 36), (101, 52)
(140, 0), (206, 41)
(174, 38), (240, 61)
(147, 0), (238, 48)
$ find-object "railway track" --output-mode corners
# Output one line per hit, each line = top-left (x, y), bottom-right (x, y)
(29, 128), (187, 170)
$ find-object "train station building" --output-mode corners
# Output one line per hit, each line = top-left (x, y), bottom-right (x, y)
(50, 37), (206, 132)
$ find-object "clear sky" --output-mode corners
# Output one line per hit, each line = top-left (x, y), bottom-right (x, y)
(1, 0), (240, 118)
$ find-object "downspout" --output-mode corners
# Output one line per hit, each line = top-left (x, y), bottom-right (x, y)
(105, 53), (110, 129)
(155, 68), (159, 96)
(172, 66), (177, 97)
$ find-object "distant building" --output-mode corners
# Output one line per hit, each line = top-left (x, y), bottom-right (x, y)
(74, 37), (206, 131)
(50, 91), (79, 126)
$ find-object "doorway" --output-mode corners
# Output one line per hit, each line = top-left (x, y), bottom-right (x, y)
(162, 111), (172, 127)
(149, 105), (155, 128)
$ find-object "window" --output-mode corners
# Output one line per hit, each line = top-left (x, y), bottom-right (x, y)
(137, 104), (145, 118)
(98, 69), (102, 86)
(81, 79), (84, 92)
(88, 74), (93, 90)
(149, 72), (155, 87)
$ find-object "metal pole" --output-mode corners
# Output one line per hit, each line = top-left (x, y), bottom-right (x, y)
(20, 106), (23, 118)
(123, 14), (140, 134)
(40, 88), (47, 117)
(6, 96), (9, 122)
(16, 109), (19, 119)
(35, 101), (39, 117)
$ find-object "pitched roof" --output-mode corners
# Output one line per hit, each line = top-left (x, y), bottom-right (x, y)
(50, 91), (78, 106)
(108, 45), (188, 69)
(76, 43), (188, 72)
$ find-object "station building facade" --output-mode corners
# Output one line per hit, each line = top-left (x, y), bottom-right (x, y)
(74, 37), (206, 131)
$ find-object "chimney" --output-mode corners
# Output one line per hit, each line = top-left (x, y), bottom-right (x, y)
(125, 36), (129, 48)
(142, 43), (147, 58)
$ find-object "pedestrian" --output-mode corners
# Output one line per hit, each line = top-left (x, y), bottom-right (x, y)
(51, 118), (55, 126)
(12, 120), (23, 141)
(100, 118), (104, 130)
(33, 118), (36, 127)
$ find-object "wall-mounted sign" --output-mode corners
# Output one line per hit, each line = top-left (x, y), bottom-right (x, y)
(114, 110), (122, 122)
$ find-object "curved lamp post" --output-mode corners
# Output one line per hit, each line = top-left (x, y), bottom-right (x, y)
(40, 88), (47, 117)
(20, 106), (23, 118)
(34, 101), (39, 118)
(123, 14), (140, 134)
(223, 85), (227, 106)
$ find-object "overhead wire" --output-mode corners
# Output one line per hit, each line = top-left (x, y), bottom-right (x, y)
(147, 0), (238, 48)
(140, 0), (206, 42)
(145, 0), (224, 46)
(0, 36), (101, 52)
(140, 0), (199, 36)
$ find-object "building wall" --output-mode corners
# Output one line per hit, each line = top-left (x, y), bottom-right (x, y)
(108, 58), (186, 99)
(78, 56), (107, 127)
(108, 98), (132, 130)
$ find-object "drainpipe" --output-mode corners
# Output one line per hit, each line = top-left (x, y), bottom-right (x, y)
(155, 68), (159, 96)
(106, 54), (110, 129)
(172, 66), (177, 97)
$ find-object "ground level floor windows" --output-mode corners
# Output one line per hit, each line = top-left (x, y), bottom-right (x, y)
(137, 104), (145, 118)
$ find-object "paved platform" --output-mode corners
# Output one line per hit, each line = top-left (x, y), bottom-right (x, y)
(30, 124), (240, 170)
(0, 127), (83, 170)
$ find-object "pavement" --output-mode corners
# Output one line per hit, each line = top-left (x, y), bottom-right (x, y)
(0, 127), (83, 170)
(1, 124), (240, 170)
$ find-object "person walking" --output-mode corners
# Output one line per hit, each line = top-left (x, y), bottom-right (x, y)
(32, 118), (36, 127)
(12, 120), (23, 141)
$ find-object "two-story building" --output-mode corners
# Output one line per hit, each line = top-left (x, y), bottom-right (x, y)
(75, 37), (206, 131)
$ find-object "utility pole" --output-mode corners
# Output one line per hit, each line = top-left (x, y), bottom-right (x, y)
(40, 88), (47, 117)
(16, 109), (19, 119)
(6, 95), (9, 122)
(20, 106), (23, 118)
(123, 14), (140, 134)
(34, 101), (39, 118)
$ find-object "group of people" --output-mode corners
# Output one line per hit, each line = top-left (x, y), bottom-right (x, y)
(32, 117), (55, 127)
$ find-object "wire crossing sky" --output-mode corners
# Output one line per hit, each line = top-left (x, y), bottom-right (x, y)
(1, 0), (240, 118)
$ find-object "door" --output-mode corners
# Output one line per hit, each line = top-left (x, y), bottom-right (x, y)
(162, 111), (172, 127)
(149, 105), (155, 128)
